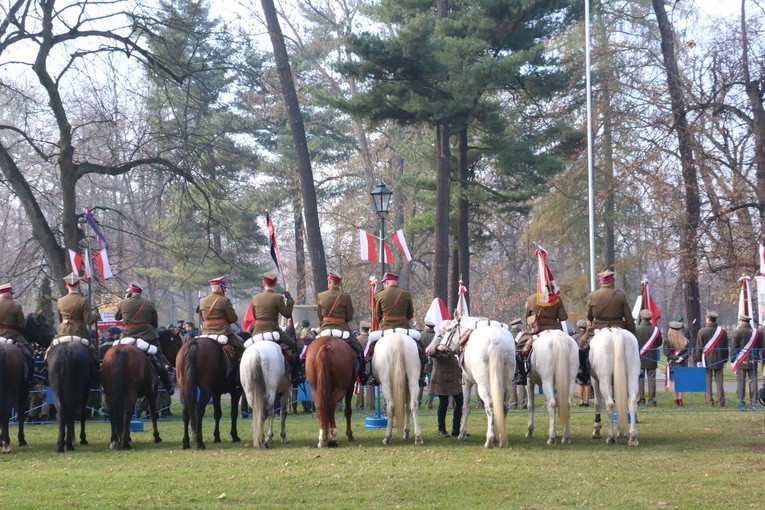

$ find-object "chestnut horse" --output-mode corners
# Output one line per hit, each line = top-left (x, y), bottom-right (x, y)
(0, 343), (28, 453)
(176, 336), (241, 450)
(102, 344), (162, 449)
(47, 341), (93, 452)
(305, 336), (356, 448)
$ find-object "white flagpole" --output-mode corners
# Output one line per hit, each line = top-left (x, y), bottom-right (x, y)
(585, 0), (596, 292)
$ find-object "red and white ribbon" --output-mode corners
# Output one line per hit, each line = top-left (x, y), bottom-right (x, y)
(702, 326), (724, 368)
(640, 327), (661, 356)
(732, 329), (759, 374)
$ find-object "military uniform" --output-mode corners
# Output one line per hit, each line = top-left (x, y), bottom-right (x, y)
(732, 320), (761, 408)
(250, 289), (294, 348)
(581, 287), (636, 347)
(0, 288), (34, 385)
(695, 315), (728, 406)
(56, 292), (98, 343)
(514, 293), (568, 386)
(635, 314), (662, 405)
(198, 288), (244, 356)
(374, 285), (414, 330)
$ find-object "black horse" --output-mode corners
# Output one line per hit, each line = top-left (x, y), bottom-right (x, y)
(25, 313), (56, 349)
(0, 343), (28, 453)
(46, 341), (93, 452)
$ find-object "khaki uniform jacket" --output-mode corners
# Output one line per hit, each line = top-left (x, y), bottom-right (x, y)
(316, 288), (354, 332)
(198, 291), (238, 336)
(525, 294), (568, 332)
(695, 323), (729, 368)
(115, 296), (159, 342)
(0, 295), (26, 342)
(375, 286), (414, 330)
(56, 292), (96, 341)
(635, 320), (663, 370)
(732, 324), (761, 370)
(250, 289), (293, 335)
(586, 287), (636, 334)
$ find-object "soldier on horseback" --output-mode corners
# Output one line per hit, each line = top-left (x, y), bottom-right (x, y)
(249, 273), (299, 384)
(54, 273), (101, 386)
(198, 276), (245, 362)
(115, 283), (174, 395)
(0, 282), (35, 386)
(316, 271), (367, 385)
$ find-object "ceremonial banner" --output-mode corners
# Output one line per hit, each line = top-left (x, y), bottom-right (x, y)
(391, 229), (412, 262)
(359, 230), (377, 263)
(535, 248), (559, 305)
(641, 279), (661, 326)
(94, 249), (112, 281)
(424, 297), (451, 332)
(266, 212), (281, 270)
(456, 282), (469, 318)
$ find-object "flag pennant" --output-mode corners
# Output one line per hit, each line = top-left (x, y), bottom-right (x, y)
(83, 208), (108, 249)
(391, 229), (412, 262)
(424, 297), (451, 332)
(456, 281), (469, 318)
(359, 230), (377, 263)
(82, 248), (92, 281)
(241, 302), (256, 332)
(641, 278), (661, 326)
(266, 213), (281, 270)
(69, 249), (81, 276)
(535, 248), (560, 306)
(94, 249), (113, 281)
(739, 275), (753, 320)
(383, 241), (393, 265)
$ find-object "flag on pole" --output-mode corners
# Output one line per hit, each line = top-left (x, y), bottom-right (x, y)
(241, 302), (256, 332)
(368, 276), (379, 332)
(83, 208), (108, 249)
(266, 212), (281, 270)
(82, 247), (92, 281)
(641, 278), (661, 326)
(535, 248), (560, 306)
(69, 249), (82, 276)
(94, 249), (113, 281)
(424, 297), (451, 332)
(738, 275), (753, 320)
(390, 229), (412, 262)
(456, 281), (469, 318)
(359, 230), (377, 263)
(383, 241), (393, 265)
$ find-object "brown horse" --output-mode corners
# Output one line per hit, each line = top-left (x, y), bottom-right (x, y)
(176, 337), (241, 450)
(0, 343), (29, 453)
(46, 341), (93, 452)
(305, 336), (356, 447)
(101, 344), (162, 450)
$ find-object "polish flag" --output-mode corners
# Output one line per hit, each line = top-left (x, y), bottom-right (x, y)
(383, 241), (393, 264)
(424, 297), (451, 332)
(359, 230), (377, 263)
(456, 283), (469, 318)
(94, 249), (113, 281)
(241, 302), (256, 332)
(69, 249), (82, 276)
(391, 229), (412, 262)
(82, 248), (92, 280)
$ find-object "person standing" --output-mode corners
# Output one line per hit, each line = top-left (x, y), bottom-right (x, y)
(635, 309), (662, 406)
(55, 273), (101, 384)
(250, 273), (297, 382)
(664, 321), (689, 406)
(572, 319), (592, 406)
(732, 315), (761, 410)
(115, 282), (174, 394)
(0, 282), (35, 385)
(694, 311), (728, 406)
(426, 339), (463, 437)
(355, 323), (374, 410)
(316, 271), (367, 384)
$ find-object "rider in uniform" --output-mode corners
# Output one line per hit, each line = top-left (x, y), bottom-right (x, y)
(513, 290), (568, 386)
(368, 273), (426, 386)
(316, 271), (367, 384)
(250, 273), (298, 383)
(115, 282), (174, 395)
(0, 282), (35, 386)
(55, 273), (101, 385)
(198, 276), (244, 361)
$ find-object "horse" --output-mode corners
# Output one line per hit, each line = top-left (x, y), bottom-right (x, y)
(371, 332), (423, 446)
(239, 339), (290, 448)
(101, 344), (162, 449)
(25, 313), (56, 349)
(305, 336), (356, 448)
(434, 318), (515, 448)
(135, 328), (183, 418)
(588, 327), (641, 446)
(46, 340), (93, 452)
(176, 336), (241, 450)
(0, 343), (29, 453)
(525, 329), (579, 445)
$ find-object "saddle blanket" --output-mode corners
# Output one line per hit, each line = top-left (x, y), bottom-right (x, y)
(368, 328), (422, 342)
(50, 335), (90, 347)
(114, 337), (158, 355)
(243, 331), (279, 349)
(0, 336), (16, 345)
(318, 328), (350, 340)
(197, 334), (230, 345)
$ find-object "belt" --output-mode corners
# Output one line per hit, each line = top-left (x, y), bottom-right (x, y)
(323, 317), (346, 324)
(205, 318), (228, 325)
(384, 315), (406, 321)
(126, 322), (149, 327)
(594, 316), (622, 321)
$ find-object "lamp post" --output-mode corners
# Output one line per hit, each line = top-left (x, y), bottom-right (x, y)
(370, 180), (393, 279)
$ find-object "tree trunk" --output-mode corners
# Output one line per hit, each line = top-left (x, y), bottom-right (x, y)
(652, 0), (701, 339)
(434, 122), (451, 301)
(457, 128), (470, 311)
(260, 0), (327, 292)
(601, 77), (616, 269)
(293, 195), (306, 303)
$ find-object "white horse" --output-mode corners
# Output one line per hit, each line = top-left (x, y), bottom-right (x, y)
(525, 329), (579, 445)
(434, 318), (515, 448)
(239, 340), (291, 449)
(372, 332), (424, 445)
(588, 328), (641, 446)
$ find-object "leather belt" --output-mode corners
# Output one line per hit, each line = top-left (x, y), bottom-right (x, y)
(595, 316), (622, 321)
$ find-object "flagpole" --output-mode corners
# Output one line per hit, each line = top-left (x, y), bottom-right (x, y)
(77, 215), (92, 310)
(585, 0), (596, 292)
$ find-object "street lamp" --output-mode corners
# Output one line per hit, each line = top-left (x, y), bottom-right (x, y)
(370, 180), (392, 278)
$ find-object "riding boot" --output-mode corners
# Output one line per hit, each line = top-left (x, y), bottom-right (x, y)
(513, 352), (527, 386)
(150, 354), (174, 396)
(346, 335), (368, 385)
(417, 343), (427, 387)
(291, 356), (303, 386)
(89, 346), (101, 388)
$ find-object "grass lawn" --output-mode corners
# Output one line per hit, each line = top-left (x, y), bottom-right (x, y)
(0, 400), (762, 509)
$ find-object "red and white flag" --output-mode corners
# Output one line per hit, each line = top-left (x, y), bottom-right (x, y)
(456, 282), (469, 318)
(382, 241), (392, 264)
(738, 275), (753, 320)
(368, 276), (379, 332)
(424, 297), (451, 332)
(391, 229), (412, 262)
(359, 230), (377, 263)
(241, 302), (256, 332)
(83, 248), (92, 281)
(68, 249), (82, 276)
(94, 249), (112, 281)
(641, 278), (661, 326)
(535, 248), (560, 306)
(266, 212), (282, 271)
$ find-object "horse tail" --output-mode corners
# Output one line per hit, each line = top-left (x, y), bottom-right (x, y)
(110, 348), (129, 439)
(315, 343), (333, 441)
(250, 351), (267, 445)
(553, 333), (571, 429)
(613, 332), (628, 436)
(182, 341), (200, 433)
(489, 341), (507, 446)
(390, 338), (406, 434)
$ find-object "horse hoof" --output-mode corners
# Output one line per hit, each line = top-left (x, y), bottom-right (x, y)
(196, 443), (206, 450)
(280, 436), (289, 444)
(80, 439), (88, 446)
(591, 431), (601, 439)
(109, 442), (117, 450)
(458, 433), (467, 441)
(213, 438), (221, 443)
(154, 436), (162, 444)
(2, 446), (10, 454)
(382, 437), (391, 446)
(232, 436), (241, 443)
(606, 437), (615, 445)
(67, 444), (74, 451)
(182, 442), (190, 450)
(628, 437), (639, 447)
(415, 437), (424, 446)
(484, 441), (494, 449)
(403, 432), (410, 440)
(317, 442), (324, 448)
(561, 437), (571, 445)
(19, 439), (27, 447)
(328, 440), (338, 448)
(546, 438), (555, 446)
(525, 432), (533, 439)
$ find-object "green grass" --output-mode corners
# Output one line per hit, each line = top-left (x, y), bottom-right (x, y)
(0, 401), (763, 509)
